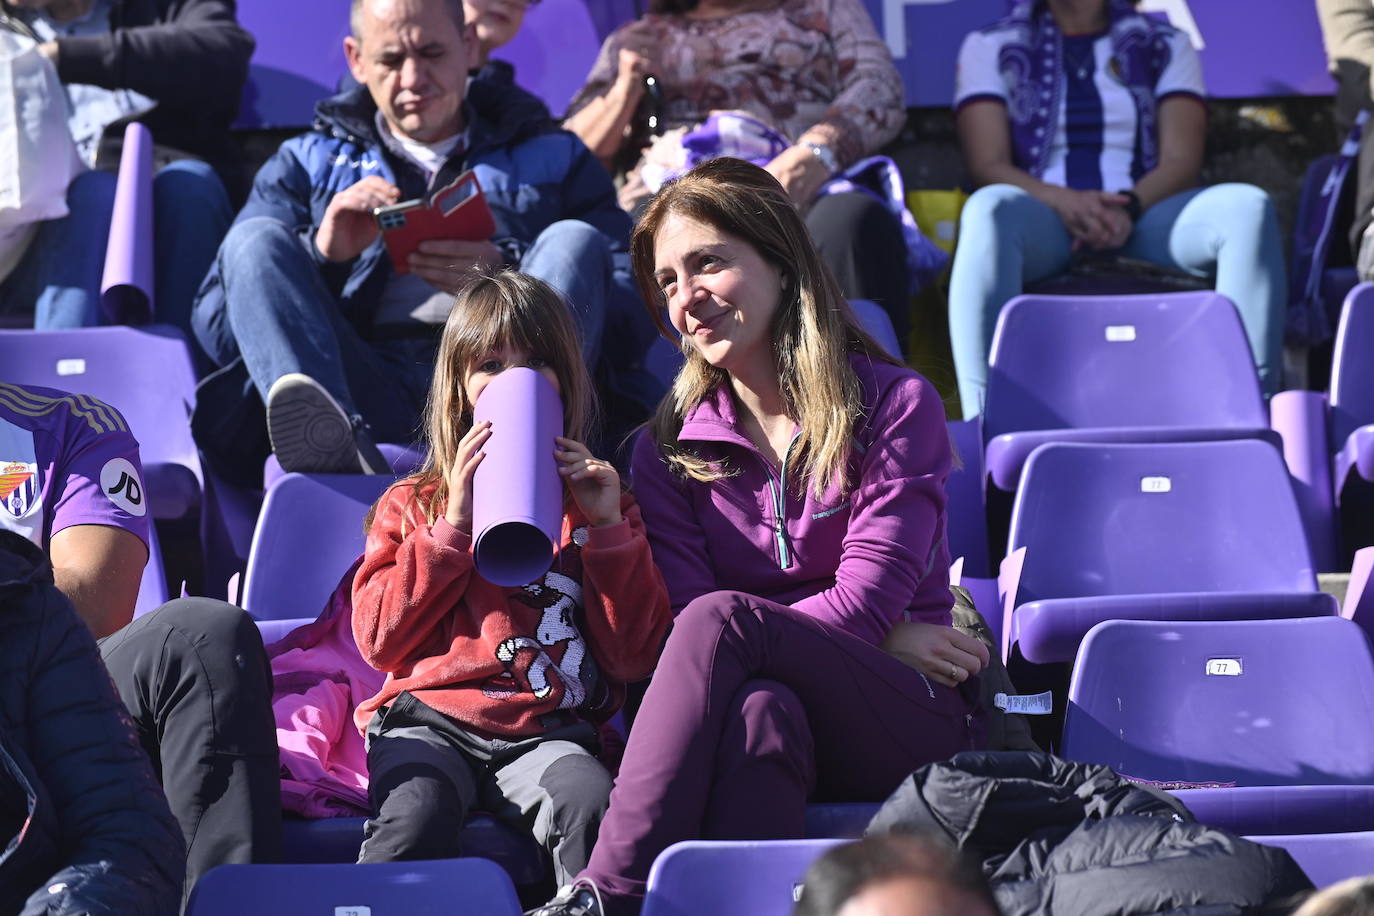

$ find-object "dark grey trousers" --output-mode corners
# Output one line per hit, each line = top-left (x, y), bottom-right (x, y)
(358, 690), (612, 886)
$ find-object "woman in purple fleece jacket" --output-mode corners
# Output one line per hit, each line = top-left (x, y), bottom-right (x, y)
(528, 157), (989, 916)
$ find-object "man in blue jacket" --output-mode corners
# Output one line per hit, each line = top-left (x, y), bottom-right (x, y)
(191, 0), (654, 482)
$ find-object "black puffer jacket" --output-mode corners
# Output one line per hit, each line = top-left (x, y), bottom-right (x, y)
(0, 533), (183, 915)
(869, 752), (1312, 915)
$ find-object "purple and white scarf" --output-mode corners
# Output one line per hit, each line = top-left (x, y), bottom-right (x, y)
(997, 0), (1179, 180)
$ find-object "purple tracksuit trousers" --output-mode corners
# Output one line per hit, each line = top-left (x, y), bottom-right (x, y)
(579, 590), (983, 915)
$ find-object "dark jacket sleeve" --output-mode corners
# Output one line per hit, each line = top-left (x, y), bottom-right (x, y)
(18, 576), (184, 914)
(557, 133), (633, 255)
(54, 0), (254, 120)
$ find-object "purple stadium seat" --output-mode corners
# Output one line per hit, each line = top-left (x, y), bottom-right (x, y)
(641, 840), (845, 916)
(947, 418), (990, 579)
(185, 857), (522, 915)
(981, 292), (1274, 492)
(0, 325), (202, 519)
(262, 441), (427, 490)
(240, 472), (397, 621)
(1063, 617), (1374, 834)
(1002, 440), (1335, 664)
(277, 814), (546, 885)
(1244, 832), (1374, 887)
(1331, 283), (1374, 494)
(133, 519), (169, 618)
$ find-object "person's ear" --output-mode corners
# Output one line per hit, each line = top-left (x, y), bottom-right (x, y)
(344, 35), (367, 84)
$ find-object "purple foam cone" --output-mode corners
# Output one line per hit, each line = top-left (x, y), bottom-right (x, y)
(471, 367), (564, 586)
(99, 122), (155, 324)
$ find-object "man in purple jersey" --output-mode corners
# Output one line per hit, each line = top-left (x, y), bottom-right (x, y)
(0, 380), (280, 904)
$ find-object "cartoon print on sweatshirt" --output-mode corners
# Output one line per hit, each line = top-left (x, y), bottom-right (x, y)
(485, 552), (591, 708)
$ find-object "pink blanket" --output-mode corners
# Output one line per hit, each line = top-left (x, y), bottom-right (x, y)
(265, 558), (383, 818)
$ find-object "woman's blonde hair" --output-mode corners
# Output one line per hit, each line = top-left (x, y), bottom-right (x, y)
(631, 157), (901, 499)
(1295, 876), (1374, 916)
(384, 270), (593, 528)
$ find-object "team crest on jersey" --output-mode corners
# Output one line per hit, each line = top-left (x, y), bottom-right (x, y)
(0, 461), (38, 520)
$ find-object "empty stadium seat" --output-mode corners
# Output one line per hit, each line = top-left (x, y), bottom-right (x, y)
(185, 857), (522, 915)
(1063, 617), (1374, 834)
(641, 839), (844, 916)
(981, 292), (1274, 492)
(240, 472), (396, 621)
(0, 325), (202, 520)
(1001, 440), (1336, 664)
(262, 442), (427, 490)
(1245, 831), (1374, 888)
(1331, 283), (1374, 498)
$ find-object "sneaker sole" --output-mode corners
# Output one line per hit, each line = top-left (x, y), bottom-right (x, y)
(268, 383), (362, 475)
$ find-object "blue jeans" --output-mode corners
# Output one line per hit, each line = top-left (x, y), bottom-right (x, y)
(521, 219), (663, 414)
(0, 160), (232, 337)
(192, 216), (437, 448)
(947, 183), (1287, 418)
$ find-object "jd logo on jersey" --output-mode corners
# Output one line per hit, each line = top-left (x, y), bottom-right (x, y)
(100, 458), (147, 518)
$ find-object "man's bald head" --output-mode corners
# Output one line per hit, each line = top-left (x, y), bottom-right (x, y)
(350, 0), (464, 43)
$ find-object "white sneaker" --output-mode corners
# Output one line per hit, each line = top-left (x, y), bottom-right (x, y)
(266, 373), (389, 475)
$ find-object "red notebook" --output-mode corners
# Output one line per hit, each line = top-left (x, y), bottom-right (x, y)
(373, 170), (497, 274)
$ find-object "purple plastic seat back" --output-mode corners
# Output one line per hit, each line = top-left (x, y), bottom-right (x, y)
(1331, 282), (1374, 449)
(1010, 440), (1317, 603)
(241, 472), (396, 621)
(185, 858), (522, 915)
(0, 326), (202, 519)
(1244, 832), (1374, 888)
(133, 520), (169, 618)
(1063, 617), (1374, 786)
(982, 292), (1265, 438)
(642, 840), (845, 916)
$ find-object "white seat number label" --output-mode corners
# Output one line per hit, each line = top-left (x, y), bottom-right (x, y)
(1206, 658), (1243, 676)
(56, 359), (85, 376)
(1105, 325), (1137, 342)
(1141, 476), (1172, 493)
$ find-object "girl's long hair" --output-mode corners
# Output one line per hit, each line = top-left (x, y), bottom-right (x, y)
(631, 157), (901, 499)
(381, 270), (593, 529)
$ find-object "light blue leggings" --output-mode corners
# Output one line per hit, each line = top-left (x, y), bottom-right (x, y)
(947, 182), (1287, 419)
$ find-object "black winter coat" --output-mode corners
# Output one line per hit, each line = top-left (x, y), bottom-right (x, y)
(0, 533), (183, 915)
(4, 0), (254, 180)
(869, 752), (1313, 916)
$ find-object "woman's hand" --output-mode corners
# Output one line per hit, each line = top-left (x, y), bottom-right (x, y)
(765, 144), (832, 208)
(612, 47), (654, 103)
(556, 437), (624, 528)
(442, 420), (492, 533)
(881, 621), (990, 689)
(1049, 187), (1132, 250)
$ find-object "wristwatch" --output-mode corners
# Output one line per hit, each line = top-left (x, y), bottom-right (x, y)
(806, 142), (838, 174)
(1118, 189), (1143, 223)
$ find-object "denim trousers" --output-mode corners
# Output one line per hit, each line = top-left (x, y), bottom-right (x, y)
(0, 160), (232, 338)
(192, 217), (657, 448)
(947, 183), (1287, 418)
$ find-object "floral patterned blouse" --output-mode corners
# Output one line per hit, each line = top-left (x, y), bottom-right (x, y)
(566, 0), (906, 171)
